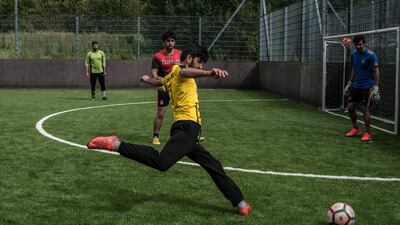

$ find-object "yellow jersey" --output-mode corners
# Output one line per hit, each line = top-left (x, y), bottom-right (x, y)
(161, 65), (201, 125)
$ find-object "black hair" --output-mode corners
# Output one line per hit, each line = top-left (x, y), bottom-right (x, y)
(91, 40), (99, 45)
(353, 35), (366, 44)
(162, 30), (176, 41)
(180, 45), (209, 63)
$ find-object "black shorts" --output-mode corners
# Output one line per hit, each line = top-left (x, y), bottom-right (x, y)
(348, 88), (371, 106)
(157, 88), (170, 107)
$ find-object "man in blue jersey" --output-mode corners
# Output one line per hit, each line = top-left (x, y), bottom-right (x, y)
(344, 35), (380, 141)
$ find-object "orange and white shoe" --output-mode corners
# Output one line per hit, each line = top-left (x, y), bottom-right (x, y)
(87, 135), (120, 151)
(361, 132), (372, 141)
(237, 203), (252, 216)
(345, 128), (361, 137)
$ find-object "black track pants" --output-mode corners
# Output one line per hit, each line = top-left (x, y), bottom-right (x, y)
(118, 120), (244, 206)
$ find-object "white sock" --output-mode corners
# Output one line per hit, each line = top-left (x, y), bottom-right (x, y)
(237, 200), (247, 208)
(102, 91), (106, 97)
(114, 141), (121, 151)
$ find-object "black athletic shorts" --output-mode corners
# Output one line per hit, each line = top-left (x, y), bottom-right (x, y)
(348, 87), (371, 106)
(157, 88), (170, 107)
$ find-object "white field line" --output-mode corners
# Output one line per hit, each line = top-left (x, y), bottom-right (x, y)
(35, 99), (400, 182)
(324, 110), (396, 135)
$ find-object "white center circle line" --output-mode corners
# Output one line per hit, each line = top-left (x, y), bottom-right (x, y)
(35, 99), (400, 182)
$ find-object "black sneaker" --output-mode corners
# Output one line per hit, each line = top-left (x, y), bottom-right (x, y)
(102, 97), (107, 100)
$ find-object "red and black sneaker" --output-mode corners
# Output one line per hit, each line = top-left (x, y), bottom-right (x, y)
(345, 128), (361, 137)
(86, 135), (120, 151)
(361, 132), (372, 141)
(237, 203), (252, 216)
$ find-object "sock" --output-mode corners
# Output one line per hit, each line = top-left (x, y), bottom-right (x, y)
(154, 133), (159, 138)
(102, 91), (106, 97)
(114, 141), (121, 151)
(237, 200), (247, 208)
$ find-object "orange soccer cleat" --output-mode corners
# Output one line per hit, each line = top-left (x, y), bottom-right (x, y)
(87, 135), (120, 151)
(237, 203), (252, 216)
(345, 128), (361, 137)
(361, 132), (372, 141)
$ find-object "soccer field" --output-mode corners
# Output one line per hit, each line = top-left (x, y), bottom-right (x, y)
(1, 88), (400, 225)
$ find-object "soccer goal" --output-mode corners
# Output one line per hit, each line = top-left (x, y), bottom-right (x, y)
(322, 27), (399, 135)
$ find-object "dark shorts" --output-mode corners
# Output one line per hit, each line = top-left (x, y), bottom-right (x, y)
(157, 88), (170, 107)
(348, 88), (371, 106)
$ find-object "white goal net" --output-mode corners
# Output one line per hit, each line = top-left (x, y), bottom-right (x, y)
(322, 27), (399, 134)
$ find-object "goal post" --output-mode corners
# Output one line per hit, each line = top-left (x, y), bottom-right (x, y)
(322, 27), (400, 135)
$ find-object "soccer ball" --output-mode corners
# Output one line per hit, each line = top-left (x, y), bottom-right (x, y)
(341, 37), (352, 46)
(326, 202), (355, 225)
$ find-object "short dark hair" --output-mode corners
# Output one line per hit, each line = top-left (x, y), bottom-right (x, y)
(353, 35), (365, 44)
(180, 45), (209, 63)
(162, 30), (176, 41)
(91, 40), (99, 45)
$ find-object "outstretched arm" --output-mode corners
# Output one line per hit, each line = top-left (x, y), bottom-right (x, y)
(179, 68), (229, 79)
(140, 75), (163, 87)
(374, 66), (380, 87)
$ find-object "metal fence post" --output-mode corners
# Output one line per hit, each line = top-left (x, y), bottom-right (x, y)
(259, 0), (263, 61)
(371, 1), (375, 30)
(261, 0), (270, 61)
(75, 16), (79, 59)
(348, 0), (353, 33)
(136, 16), (140, 59)
(14, 0), (19, 59)
(137, 16), (141, 60)
(283, 7), (288, 61)
(208, 0), (247, 52)
(301, 0), (305, 62)
(199, 16), (202, 46)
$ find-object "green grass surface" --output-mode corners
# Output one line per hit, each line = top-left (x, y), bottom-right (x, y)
(1, 89), (399, 225)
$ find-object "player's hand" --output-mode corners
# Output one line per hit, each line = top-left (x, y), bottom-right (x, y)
(344, 81), (352, 96)
(210, 68), (228, 79)
(85, 72), (89, 77)
(140, 75), (151, 82)
(103, 71), (107, 76)
(371, 85), (380, 102)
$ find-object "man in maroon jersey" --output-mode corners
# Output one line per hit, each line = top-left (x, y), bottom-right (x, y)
(150, 31), (181, 145)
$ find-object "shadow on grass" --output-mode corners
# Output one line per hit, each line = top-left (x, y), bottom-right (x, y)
(60, 97), (93, 101)
(108, 189), (231, 214)
(80, 179), (232, 215)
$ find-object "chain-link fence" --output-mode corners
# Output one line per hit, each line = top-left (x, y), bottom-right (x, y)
(0, 15), (258, 60)
(260, 0), (400, 62)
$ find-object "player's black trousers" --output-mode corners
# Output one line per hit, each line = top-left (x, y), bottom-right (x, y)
(118, 120), (244, 206)
(90, 73), (106, 96)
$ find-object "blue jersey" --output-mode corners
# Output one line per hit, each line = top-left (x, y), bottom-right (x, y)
(351, 48), (378, 89)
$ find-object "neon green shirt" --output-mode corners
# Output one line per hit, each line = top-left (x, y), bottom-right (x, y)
(85, 50), (106, 74)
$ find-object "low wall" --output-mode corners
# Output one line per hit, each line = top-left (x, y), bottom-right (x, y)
(258, 61), (322, 106)
(0, 59), (258, 89)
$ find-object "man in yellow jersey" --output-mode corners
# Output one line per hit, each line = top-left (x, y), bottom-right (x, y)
(85, 40), (107, 100)
(86, 45), (252, 216)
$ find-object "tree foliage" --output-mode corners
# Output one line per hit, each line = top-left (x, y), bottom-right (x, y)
(0, 0), (262, 19)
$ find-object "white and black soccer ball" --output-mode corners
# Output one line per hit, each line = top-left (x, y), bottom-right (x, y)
(326, 202), (355, 225)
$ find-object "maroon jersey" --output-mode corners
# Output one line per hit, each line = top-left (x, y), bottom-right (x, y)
(151, 49), (181, 77)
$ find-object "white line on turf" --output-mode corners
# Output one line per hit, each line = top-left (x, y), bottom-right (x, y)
(324, 110), (396, 135)
(35, 99), (400, 182)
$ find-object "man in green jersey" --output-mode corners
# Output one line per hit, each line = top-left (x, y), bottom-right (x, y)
(85, 40), (107, 100)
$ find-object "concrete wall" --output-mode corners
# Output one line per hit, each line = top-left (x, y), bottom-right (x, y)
(258, 62), (322, 106)
(0, 59), (258, 89)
